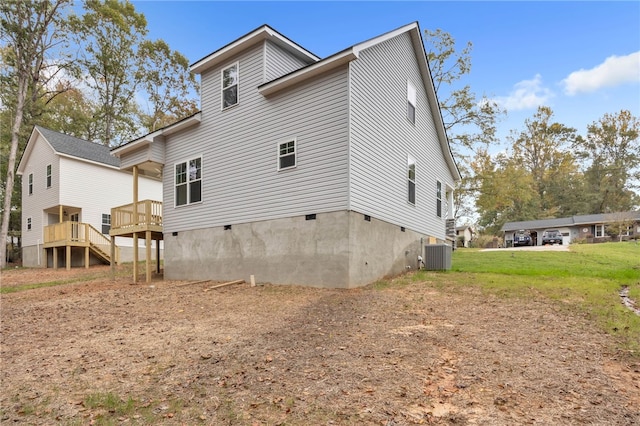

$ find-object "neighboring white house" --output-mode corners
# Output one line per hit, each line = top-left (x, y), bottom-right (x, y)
(111, 22), (461, 288)
(17, 126), (163, 268)
(456, 225), (475, 248)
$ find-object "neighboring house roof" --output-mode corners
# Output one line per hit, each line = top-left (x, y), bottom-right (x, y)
(501, 211), (640, 232)
(17, 126), (119, 175)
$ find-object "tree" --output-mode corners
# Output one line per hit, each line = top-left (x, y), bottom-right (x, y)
(423, 29), (503, 224)
(70, 0), (148, 146)
(510, 106), (580, 218)
(0, 0), (73, 268)
(472, 149), (538, 234)
(574, 110), (640, 213)
(138, 39), (199, 133)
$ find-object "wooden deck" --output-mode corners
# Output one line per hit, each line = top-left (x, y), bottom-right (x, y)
(110, 199), (163, 239)
(43, 221), (120, 269)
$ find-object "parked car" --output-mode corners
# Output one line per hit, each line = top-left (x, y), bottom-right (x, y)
(513, 230), (532, 247)
(542, 229), (563, 245)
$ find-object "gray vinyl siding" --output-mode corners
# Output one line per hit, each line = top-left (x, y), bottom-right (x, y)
(118, 140), (165, 170)
(163, 43), (350, 233)
(264, 40), (311, 82)
(349, 32), (455, 238)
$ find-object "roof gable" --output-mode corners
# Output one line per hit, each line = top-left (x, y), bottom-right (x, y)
(17, 126), (119, 175)
(257, 22), (460, 182)
(191, 24), (319, 75)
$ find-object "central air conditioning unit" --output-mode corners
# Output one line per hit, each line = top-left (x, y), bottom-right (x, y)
(424, 244), (452, 270)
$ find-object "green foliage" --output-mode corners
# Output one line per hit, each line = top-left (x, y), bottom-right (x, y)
(450, 242), (640, 353)
(574, 110), (640, 213)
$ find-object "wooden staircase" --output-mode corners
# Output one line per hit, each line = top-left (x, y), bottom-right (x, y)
(43, 221), (120, 267)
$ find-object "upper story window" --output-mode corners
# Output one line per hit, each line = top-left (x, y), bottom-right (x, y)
(27, 217), (32, 231)
(436, 180), (442, 218)
(28, 173), (33, 195)
(102, 213), (111, 234)
(175, 157), (202, 206)
(278, 139), (296, 170)
(407, 81), (416, 124)
(46, 164), (52, 188)
(222, 63), (239, 109)
(407, 155), (416, 205)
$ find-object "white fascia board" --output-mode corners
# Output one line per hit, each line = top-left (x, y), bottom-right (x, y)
(191, 26), (319, 75)
(259, 50), (357, 96)
(408, 25), (462, 182)
(112, 113), (201, 157)
(16, 127), (41, 175)
(57, 153), (122, 171)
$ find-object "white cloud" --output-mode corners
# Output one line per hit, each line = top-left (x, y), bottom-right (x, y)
(562, 51), (640, 95)
(491, 74), (554, 111)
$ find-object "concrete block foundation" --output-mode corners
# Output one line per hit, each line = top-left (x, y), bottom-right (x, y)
(164, 210), (447, 288)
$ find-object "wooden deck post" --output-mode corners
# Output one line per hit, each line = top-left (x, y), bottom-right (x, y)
(53, 248), (57, 269)
(133, 233), (138, 283)
(66, 245), (71, 270)
(110, 236), (116, 281)
(146, 230), (151, 283)
(85, 246), (89, 269)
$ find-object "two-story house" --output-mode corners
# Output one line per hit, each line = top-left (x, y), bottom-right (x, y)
(17, 126), (163, 269)
(111, 22), (460, 288)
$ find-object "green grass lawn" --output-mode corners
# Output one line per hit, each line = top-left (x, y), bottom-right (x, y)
(446, 242), (640, 355)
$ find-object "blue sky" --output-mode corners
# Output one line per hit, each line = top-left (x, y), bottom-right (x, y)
(131, 1), (640, 147)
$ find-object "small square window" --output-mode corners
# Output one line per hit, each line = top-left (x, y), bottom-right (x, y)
(278, 140), (296, 170)
(222, 63), (238, 109)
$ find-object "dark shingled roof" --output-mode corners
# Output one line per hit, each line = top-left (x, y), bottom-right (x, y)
(502, 211), (640, 232)
(36, 126), (120, 168)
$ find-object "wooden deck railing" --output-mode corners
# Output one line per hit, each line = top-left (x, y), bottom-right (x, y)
(111, 199), (162, 231)
(43, 221), (119, 261)
(44, 221), (111, 246)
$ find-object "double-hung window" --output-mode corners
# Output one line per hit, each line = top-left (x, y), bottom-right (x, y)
(28, 173), (33, 195)
(407, 81), (416, 124)
(436, 181), (442, 218)
(46, 164), (52, 188)
(102, 214), (111, 234)
(278, 140), (296, 170)
(594, 224), (605, 238)
(222, 63), (238, 109)
(407, 155), (416, 204)
(175, 157), (202, 206)
(27, 217), (32, 231)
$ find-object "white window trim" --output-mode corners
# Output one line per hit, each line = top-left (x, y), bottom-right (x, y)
(28, 173), (33, 195)
(407, 155), (416, 205)
(277, 138), (297, 171)
(46, 164), (52, 188)
(407, 81), (416, 124)
(27, 217), (32, 231)
(594, 224), (605, 238)
(221, 62), (239, 110)
(174, 156), (203, 207)
(101, 213), (111, 234)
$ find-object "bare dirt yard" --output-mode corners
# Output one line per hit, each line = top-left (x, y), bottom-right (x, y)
(1, 266), (639, 425)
